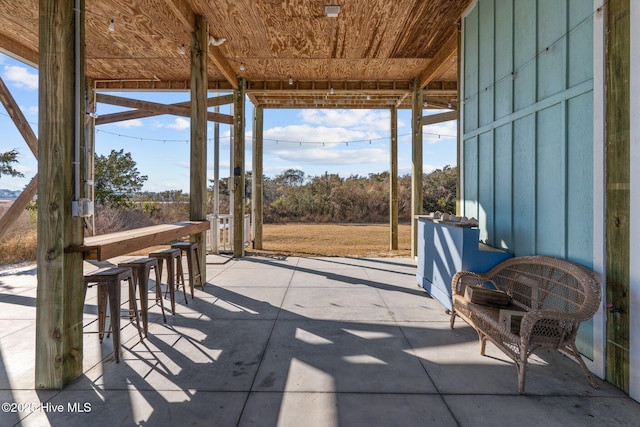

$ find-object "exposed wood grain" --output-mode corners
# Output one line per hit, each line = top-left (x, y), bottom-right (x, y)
(390, 105), (398, 250)
(0, 0), (462, 109)
(66, 220), (210, 260)
(252, 106), (264, 249)
(233, 78), (246, 257)
(411, 79), (423, 258)
(95, 93), (233, 124)
(419, 32), (458, 89)
(95, 94), (233, 125)
(605, 0), (630, 393)
(190, 14), (208, 284)
(0, 175), (37, 240)
(35, 0), (84, 389)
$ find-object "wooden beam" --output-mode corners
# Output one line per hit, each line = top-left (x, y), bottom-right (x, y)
(94, 79), (234, 91)
(163, 0), (195, 32)
(66, 221), (210, 261)
(0, 175), (37, 240)
(210, 45), (239, 90)
(421, 110), (458, 126)
(390, 106), (398, 250)
(252, 106), (264, 250)
(0, 34), (39, 69)
(411, 79), (423, 258)
(0, 76), (38, 158)
(35, 0), (84, 389)
(95, 95), (233, 125)
(233, 78), (246, 257)
(190, 14), (208, 286)
(419, 32), (458, 89)
(95, 93), (234, 125)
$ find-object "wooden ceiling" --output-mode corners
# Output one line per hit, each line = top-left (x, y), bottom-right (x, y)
(0, 0), (471, 109)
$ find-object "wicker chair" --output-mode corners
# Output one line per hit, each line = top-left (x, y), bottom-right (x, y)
(449, 255), (601, 393)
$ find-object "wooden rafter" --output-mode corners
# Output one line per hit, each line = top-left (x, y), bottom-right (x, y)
(419, 32), (458, 89)
(95, 93), (234, 125)
(209, 45), (239, 90)
(0, 34), (38, 68)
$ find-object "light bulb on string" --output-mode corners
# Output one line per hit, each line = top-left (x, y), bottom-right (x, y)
(108, 19), (115, 32)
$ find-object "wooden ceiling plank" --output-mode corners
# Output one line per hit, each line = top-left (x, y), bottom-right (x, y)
(418, 32), (458, 89)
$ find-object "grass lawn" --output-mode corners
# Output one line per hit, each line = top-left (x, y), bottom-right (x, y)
(248, 223), (412, 258)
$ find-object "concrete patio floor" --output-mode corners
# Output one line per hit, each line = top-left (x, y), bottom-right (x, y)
(0, 256), (639, 426)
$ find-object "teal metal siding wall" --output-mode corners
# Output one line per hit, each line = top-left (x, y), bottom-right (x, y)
(462, 0), (594, 265)
(462, 0), (595, 355)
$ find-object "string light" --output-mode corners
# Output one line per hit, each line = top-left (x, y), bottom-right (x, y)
(329, 87), (335, 95)
(179, 44), (186, 55)
(239, 62), (245, 71)
(108, 19), (115, 32)
(288, 76), (293, 85)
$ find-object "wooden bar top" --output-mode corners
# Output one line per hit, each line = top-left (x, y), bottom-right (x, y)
(66, 220), (210, 261)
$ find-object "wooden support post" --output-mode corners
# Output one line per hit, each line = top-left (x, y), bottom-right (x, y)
(411, 79), (423, 258)
(35, 0), (85, 388)
(390, 106), (398, 250)
(605, 0), (630, 393)
(252, 106), (264, 250)
(233, 78), (246, 257)
(190, 14), (208, 284)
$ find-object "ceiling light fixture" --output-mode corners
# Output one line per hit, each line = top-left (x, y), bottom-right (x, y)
(289, 76), (293, 85)
(108, 19), (115, 32)
(179, 44), (186, 55)
(240, 62), (245, 71)
(325, 5), (341, 18)
(209, 36), (227, 46)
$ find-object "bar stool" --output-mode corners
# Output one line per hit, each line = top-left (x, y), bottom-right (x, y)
(149, 248), (187, 315)
(171, 241), (203, 298)
(83, 267), (143, 363)
(118, 258), (167, 337)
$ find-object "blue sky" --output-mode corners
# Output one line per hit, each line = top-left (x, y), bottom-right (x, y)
(0, 53), (457, 193)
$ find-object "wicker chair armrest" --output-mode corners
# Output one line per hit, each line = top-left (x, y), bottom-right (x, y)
(451, 271), (486, 296)
(518, 309), (582, 342)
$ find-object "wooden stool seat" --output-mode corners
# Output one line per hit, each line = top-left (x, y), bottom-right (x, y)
(83, 267), (142, 363)
(149, 248), (187, 314)
(171, 241), (203, 298)
(118, 257), (167, 337)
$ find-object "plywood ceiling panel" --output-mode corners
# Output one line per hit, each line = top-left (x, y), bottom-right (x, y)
(0, 0), (470, 108)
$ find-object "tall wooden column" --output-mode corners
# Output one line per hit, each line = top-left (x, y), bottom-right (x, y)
(190, 14), (208, 284)
(411, 79), (423, 257)
(233, 78), (246, 257)
(605, 0), (630, 393)
(252, 106), (264, 250)
(390, 106), (398, 250)
(35, 0), (85, 388)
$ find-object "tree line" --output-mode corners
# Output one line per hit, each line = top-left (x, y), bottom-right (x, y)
(92, 149), (457, 229)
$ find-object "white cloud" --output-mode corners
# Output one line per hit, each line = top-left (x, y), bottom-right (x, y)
(115, 119), (143, 128)
(167, 117), (190, 130)
(264, 124), (382, 146)
(3, 65), (38, 90)
(299, 109), (390, 132)
(271, 147), (388, 166)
